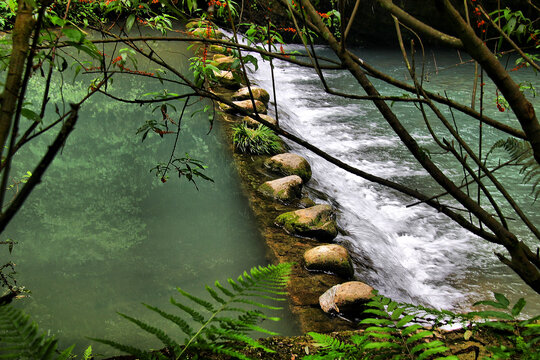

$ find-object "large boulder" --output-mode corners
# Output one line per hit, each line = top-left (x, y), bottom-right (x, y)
(241, 114), (277, 128)
(265, 153), (312, 183)
(304, 244), (354, 279)
(258, 175), (303, 203)
(319, 281), (374, 315)
(233, 99), (267, 114)
(275, 204), (337, 241)
(232, 86), (270, 105)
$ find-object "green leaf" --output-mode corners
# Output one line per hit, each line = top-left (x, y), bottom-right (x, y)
(477, 321), (515, 332)
(494, 293), (510, 308)
(414, 340), (445, 352)
(126, 14), (136, 33)
(21, 108), (41, 122)
(390, 307), (404, 320)
(468, 311), (514, 320)
(402, 324), (423, 336)
(364, 309), (389, 318)
(62, 27), (84, 43)
(511, 298), (526, 317)
(360, 318), (394, 326)
(363, 341), (400, 350)
(472, 300), (508, 309)
(396, 314), (416, 328)
(406, 330), (434, 344)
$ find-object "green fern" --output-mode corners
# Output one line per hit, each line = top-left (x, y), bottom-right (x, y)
(0, 304), (75, 359)
(304, 291), (458, 360)
(489, 137), (540, 200)
(91, 262), (292, 359)
(469, 293), (540, 360)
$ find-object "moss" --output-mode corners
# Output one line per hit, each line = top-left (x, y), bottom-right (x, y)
(266, 158), (312, 183)
(275, 211), (302, 232)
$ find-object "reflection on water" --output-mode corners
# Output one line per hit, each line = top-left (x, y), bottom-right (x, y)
(5, 37), (298, 356)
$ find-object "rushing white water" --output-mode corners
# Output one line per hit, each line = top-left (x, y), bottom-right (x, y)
(248, 44), (540, 314)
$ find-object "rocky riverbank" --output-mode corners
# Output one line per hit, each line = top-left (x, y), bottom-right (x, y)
(186, 19), (377, 333)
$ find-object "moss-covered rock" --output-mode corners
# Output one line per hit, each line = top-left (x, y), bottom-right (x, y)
(185, 19), (214, 30)
(189, 27), (224, 39)
(213, 55), (237, 70)
(265, 153), (312, 183)
(299, 197), (316, 208)
(213, 70), (243, 89)
(275, 204), (337, 241)
(258, 175), (303, 203)
(319, 281), (374, 315)
(233, 99), (267, 114)
(232, 86), (270, 105)
(304, 244), (354, 279)
(242, 114), (277, 128)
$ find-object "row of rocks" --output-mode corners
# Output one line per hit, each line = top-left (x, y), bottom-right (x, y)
(189, 19), (374, 321)
(256, 152), (374, 317)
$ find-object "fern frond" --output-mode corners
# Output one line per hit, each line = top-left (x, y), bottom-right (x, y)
(176, 287), (215, 312)
(170, 298), (206, 323)
(489, 137), (540, 200)
(97, 262), (292, 360)
(0, 305), (74, 360)
(142, 304), (194, 337)
(117, 312), (182, 354)
(206, 286), (226, 305)
(215, 281), (235, 297)
(307, 332), (352, 351)
(88, 337), (164, 360)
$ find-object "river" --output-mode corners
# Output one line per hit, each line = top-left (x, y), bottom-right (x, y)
(251, 44), (540, 316)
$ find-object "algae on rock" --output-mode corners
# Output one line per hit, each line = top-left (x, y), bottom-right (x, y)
(275, 204), (337, 241)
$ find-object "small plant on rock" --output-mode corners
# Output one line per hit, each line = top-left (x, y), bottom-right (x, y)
(232, 122), (282, 155)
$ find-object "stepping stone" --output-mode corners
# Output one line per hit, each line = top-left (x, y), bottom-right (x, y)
(232, 86), (270, 105)
(258, 175), (303, 203)
(304, 244), (354, 278)
(319, 281), (374, 315)
(265, 153), (311, 182)
(275, 204), (337, 241)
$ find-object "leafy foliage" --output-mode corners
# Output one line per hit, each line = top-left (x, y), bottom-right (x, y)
(489, 137), (540, 200)
(232, 123), (283, 155)
(150, 154), (214, 189)
(470, 293), (540, 360)
(91, 262), (293, 359)
(0, 304), (75, 359)
(304, 291), (457, 360)
(304, 291), (540, 360)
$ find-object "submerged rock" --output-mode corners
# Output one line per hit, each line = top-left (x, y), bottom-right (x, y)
(299, 197), (316, 208)
(319, 281), (374, 315)
(265, 153), (312, 183)
(258, 175), (303, 203)
(232, 86), (270, 104)
(241, 114), (277, 128)
(233, 99), (267, 114)
(275, 204), (337, 241)
(304, 244), (354, 279)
